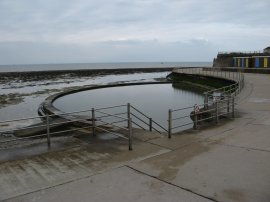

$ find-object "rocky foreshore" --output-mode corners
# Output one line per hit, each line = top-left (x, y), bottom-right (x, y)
(0, 68), (174, 83)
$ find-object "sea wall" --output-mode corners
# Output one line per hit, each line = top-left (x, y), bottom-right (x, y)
(0, 67), (173, 78)
(167, 72), (235, 91)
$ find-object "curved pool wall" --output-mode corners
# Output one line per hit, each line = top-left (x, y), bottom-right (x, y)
(39, 72), (237, 131)
(53, 83), (205, 128)
(39, 82), (174, 119)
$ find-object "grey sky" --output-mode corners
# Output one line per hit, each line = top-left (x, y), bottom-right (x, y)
(0, 0), (269, 64)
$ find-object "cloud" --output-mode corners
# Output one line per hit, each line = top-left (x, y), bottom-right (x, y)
(0, 0), (269, 64)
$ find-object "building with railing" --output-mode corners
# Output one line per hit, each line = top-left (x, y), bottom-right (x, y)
(213, 46), (270, 68)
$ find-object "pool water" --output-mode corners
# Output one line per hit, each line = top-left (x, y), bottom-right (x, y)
(53, 84), (204, 130)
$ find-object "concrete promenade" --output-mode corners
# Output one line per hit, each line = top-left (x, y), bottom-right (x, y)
(0, 73), (270, 202)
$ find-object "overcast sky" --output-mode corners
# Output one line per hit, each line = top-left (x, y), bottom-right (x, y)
(0, 0), (269, 64)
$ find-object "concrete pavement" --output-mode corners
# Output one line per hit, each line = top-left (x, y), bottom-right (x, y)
(1, 73), (270, 202)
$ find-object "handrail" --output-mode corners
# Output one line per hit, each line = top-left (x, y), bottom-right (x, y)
(0, 115), (45, 124)
(130, 112), (149, 127)
(131, 121), (146, 130)
(130, 105), (150, 119)
(168, 67), (244, 137)
(130, 105), (167, 133)
(151, 119), (168, 132)
(95, 104), (126, 111)
(53, 109), (92, 117)
(171, 106), (194, 112)
(96, 112), (127, 119)
(95, 110), (127, 121)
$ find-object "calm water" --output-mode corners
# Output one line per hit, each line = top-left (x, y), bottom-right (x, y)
(0, 62), (212, 72)
(53, 84), (204, 130)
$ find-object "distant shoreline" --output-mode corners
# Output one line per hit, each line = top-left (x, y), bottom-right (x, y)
(0, 68), (175, 81)
(0, 62), (212, 73)
(0, 67), (172, 75)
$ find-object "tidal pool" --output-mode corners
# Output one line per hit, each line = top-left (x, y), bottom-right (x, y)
(53, 84), (204, 131)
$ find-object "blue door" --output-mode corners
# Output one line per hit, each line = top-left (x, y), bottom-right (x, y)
(255, 58), (259, 68)
(242, 58), (245, 68)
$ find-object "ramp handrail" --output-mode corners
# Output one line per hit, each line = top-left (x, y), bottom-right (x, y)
(168, 67), (244, 138)
(0, 103), (167, 150)
(130, 104), (168, 133)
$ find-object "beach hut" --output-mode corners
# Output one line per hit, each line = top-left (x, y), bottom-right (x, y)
(233, 57), (251, 68)
(252, 56), (270, 68)
(263, 56), (270, 68)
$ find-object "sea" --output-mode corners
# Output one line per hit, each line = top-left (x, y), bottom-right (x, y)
(0, 62), (212, 72)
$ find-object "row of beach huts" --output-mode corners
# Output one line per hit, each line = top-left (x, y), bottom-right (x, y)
(214, 46), (270, 68)
(233, 56), (270, 68)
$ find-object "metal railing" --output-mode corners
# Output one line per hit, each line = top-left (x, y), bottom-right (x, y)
(0, 103), (168, 150)
(0, 67), (245, 150)
(168, 67), (244, 138)
(129, 104), (168, 134)
(218, 51), (263, 54)
(0, 106), (133, 150)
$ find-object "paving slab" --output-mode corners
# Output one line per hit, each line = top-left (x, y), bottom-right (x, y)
(129, 142), (270, 202)
(0, 138), (169, 201)
(1, 72), (270, 202)
(208, 123), (270, 151)
(148, 117), (253, 150)
(4, 166), (212, 202)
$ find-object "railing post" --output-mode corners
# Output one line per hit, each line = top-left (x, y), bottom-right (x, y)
(129, 118), (133, 150)
(227, 96), (230, 113)
(127, 103), (131, 129)
(232, 96), (235, 118)
(149, 118), (152, 131)
(46, 115), (51, 148)
(204, 93), (208, 109)
(168, 109), (172, 139)
(193, 114), (198, 129)
(215, 102), (219, 124)
(92, 108), (96, 136)
(238, 73), (241, 94)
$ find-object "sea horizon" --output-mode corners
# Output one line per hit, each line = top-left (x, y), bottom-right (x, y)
(0, 61), (212, 72)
